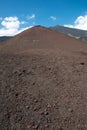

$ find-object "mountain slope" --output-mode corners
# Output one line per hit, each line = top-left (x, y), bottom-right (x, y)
(50, 25), (87, 38)
(0, 26), (87, 54)
(0, 26), (87, 130)
(0, 36), (12, 42)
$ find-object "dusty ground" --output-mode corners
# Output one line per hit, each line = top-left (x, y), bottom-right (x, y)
(0, 26), (87, 130)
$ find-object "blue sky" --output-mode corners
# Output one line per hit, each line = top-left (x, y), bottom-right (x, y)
(0, 0), (87, 36)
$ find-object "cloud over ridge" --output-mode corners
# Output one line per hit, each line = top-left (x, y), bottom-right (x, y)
(0, 16), (32, 36)
(27, 14), (36, 20)
(64, 14), (87, 30)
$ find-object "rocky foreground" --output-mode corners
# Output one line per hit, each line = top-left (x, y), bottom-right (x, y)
(0, 26), (87, 130)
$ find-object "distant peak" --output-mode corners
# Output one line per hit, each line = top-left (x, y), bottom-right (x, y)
(34, 25), (41, 27)
(33, 25), (47, 29)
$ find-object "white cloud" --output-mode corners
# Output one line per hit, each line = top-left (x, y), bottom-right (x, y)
(50, 16), (57, 21)
(1, 16), (20, 29)
(27, 14), (36, 20)
(21, 21), (27, 25)
(0, 16), (32, 36)
(0, 28), (19, 36)
(64, 14), (87, 30)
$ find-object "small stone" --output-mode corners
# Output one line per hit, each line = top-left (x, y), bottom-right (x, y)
(53, 103), (56, 107)
(34, 105), (41, 111)
(6, 112), (10, 119)
(47, 103), (51, 108)
(45, 124), (49, 128)
(33, 107), (38, 111)
(13, 70), (22, 76)
(34, 99), (38, 103)
(18, 72), (22, 76)
(32, 82), (36, 85)
(80, 62), (85, 65)
(26, 106), (30, 109)
(44, 111), (49, 115)
(15, 93), (19, 97)
(68, 108), (73, 113)
(22, 69), (26, 73)
(40, 111), (44, 115)
(48, 66), (51, 70)
(32, 124), (39, 129)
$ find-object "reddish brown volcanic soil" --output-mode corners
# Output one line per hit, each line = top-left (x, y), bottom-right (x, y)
(0, 26), (87, 130)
